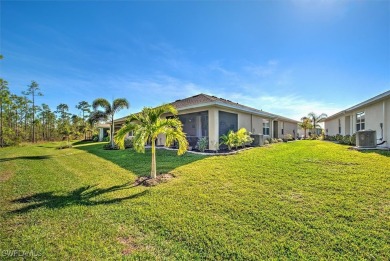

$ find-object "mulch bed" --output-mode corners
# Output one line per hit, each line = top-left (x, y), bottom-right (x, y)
(134, 173), (175, 187)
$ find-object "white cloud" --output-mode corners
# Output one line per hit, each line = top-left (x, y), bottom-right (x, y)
(244, 60), (279, 77)
(209, 92), (344, 121)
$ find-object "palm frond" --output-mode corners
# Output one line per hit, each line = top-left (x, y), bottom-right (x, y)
(132, 126), (149, 153)
(114, 122), (136, 149)
(155, 104), (178, 116)
(88, 110), (108, 123)
(113, 98), (129, 113)
(158, 118), (188, 155)
(92, 98), (111, 113)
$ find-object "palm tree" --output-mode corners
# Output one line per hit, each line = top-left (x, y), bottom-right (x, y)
(115, 104), (188, 179)
(92, 98), (129, 148)
(76, 101), (91, 140)
(307, 112), (328, 135)
(299, 117), (313, 139)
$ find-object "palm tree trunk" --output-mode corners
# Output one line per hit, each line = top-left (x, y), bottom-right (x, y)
(0, 99), (3, 147)
(111, 116), (115, 148)
(151, 140), (157, 179)
(313, 119), (316, 135)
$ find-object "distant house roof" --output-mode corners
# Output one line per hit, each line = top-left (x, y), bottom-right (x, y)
(326, 90), (390, 120)
(114, 93), (298, 123)
(96, 123), (110, 128)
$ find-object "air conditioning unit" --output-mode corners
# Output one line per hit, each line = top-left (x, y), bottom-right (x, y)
(251, 134), (264, 146)
(356, 130), (376, 148)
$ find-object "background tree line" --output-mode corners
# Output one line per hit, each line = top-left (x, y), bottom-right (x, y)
(0, 78), (100, 147)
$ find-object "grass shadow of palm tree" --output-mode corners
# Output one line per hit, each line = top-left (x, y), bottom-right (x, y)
(0, 155), (52, 162)
(10, 182), (147, 214)
(74, 143), (207, 177)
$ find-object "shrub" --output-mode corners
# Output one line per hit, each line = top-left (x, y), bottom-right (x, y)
(351, 133), (356, 146)
(220, 128), (253, 150)
(277, 138), (283, 143)
(103, 143), (119, 150)
(264, 139), (270, 145)
(285, 134), (293, 141)
(220, 130), (236, 150)
(342, 135), (351, 145)
(272, 138), (278, 143)
(335, 134), (343, 142)
(57, 143), (72, 150)
(92, 134), (99, 142)
(103, 136), (110, 142)
(196, 137), (208, 152)
(325, 134), (356, 146)
(236, 128), (253, 148)
(124, 138), (133, 148)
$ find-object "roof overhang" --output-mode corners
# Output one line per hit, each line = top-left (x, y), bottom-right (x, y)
(113, 99), (299, 124)
(326, 90), (390, 121)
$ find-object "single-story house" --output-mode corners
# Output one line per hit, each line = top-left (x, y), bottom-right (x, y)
(324, 90), (390, 147)
(100, 93), (298, 150)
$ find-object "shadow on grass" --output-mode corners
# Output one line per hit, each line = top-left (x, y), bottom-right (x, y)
(0, 155), (52, 162)
(72, 140), (95, 146)
(360, 150), (390, 157)
(10, 182), (147, 214)
(75, 143), (207, 177)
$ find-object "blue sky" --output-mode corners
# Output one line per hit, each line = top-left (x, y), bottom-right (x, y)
(1, 0), (389, 120)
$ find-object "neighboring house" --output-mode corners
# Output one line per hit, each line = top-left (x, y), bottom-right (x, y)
(100, 94), (298, 150)
(324, 90), (390, 147)
(96, 123), (110, 141)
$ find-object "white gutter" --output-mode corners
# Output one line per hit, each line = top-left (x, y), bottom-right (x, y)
(327, 90), (390, 120)
(114, 100), (299, 124)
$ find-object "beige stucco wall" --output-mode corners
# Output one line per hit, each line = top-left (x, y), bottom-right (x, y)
(208, 107), (219, 150)
(325, 117), (340, 136)
(238, 113), (252, 132)
(386, 99), (390, 143)
(273, 121), (297, 139)
(251, 115), (264, 135)
(325, 97), (390, 146)
(283, 121), (298, 138)
(115, 104), (299, 149)
(207, 106), (273, 149)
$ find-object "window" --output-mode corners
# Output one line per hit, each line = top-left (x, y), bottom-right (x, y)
(281, 122), (284, 135)
(263, 119), (270, 135)
(356, 112), (365, 131)
(338, 119), (341, 134)
(219, 111), (238, 136)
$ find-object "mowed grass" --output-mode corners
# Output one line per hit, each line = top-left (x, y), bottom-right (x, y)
(0, 141), (389, 259)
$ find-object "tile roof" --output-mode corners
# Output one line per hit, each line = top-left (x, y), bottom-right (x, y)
(170, 93), (217, 108)
(114, 93), (298, 123)
(174, 93), (259, 111)
(171, 94), (297, 122)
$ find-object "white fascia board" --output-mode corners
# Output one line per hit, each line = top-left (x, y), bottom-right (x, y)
(176, 101), (275, 119)
(346, 91), (390, 111)
(326, 90), (390, 121)
(178, 101), (299, 123)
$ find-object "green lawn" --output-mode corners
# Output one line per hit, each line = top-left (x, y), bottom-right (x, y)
(0, 141), (389, 259)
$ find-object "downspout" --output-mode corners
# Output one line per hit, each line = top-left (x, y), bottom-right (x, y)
(250, 114), (253, 133)
(383, 101), (387, 144)
(273, 117), (279, 138)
